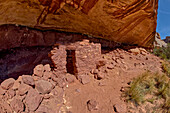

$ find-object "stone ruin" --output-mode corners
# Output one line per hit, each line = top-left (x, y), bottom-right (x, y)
(0, 36), (102, 82)
(50, 39), (101, 80)
(0, 34), (163, 112)
(0, 24), (119, 82)
(0, 39), (102, 112)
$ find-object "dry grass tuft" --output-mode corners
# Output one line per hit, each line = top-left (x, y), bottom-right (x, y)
(162, 61), (170, 77)
(124, 72), (170, 112)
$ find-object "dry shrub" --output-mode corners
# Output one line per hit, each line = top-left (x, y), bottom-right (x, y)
(125, 72), (169, 112)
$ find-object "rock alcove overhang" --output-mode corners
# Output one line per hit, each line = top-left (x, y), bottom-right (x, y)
(0, 0), (158, 47)
(0, 24), (118, 81)
(0, 0), (159, 81)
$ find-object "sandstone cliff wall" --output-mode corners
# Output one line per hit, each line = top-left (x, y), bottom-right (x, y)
(0, 0), (158, 47)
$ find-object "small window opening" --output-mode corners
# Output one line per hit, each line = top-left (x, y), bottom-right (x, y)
(66, 50), (78, 76)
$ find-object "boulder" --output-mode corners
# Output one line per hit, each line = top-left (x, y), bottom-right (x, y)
(0, 0), (158, 47)
(50, 86), (64, 98)
(129, 48), (141, 55)
(106, 64), (114, 69)
(43, 71), (52, 80)
(51, 74), (58, 82)
(10, 98), (24, 113)
(139, 48), (148, 55)
(44, 64), (51, 72)
(25, 88), (43, 111)
(95, 72), (105, 80)
(35, 80), (54, 94)
(0, 101), (13, 113)
(1, 78), (15, 90)
(91, 69), (99, 74)
(36, 105), (53, 113)
(33, 64), (44, 77)
(22, 75), (35, 86)
(36, 97), (62, 113)
(96, 60), (107, 69)
(12, 80), (21, 90)
(7, 89), (16, 99)
(113, 103), (127, 113)
(65, 74), (75, 83)
(80, 75), (90, 85)
(56, 78), (67, 88)
(0, 86), (6, 95)
(87, 99), (98, 111)
(18, 83), (31, 96)
(48, 79), (57, 87)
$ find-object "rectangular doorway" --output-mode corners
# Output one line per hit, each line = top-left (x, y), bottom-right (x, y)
(66, 50), (78, 76)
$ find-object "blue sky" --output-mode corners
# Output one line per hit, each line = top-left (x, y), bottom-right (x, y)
(156, 0), (170, 39)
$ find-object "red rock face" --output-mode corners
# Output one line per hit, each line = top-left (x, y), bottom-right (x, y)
(81, 0), (99, 14)
(0, 0), (158, 47)
(0, 25), (118, 51)
(38, 0), (98, 14)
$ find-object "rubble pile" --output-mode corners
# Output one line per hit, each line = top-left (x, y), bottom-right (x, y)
(0, 64), (73, 112)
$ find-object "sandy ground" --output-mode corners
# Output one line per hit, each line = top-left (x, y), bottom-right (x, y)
(63, 48), (163, 113)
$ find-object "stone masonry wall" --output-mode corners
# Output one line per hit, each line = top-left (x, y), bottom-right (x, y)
(0, 25), (116, 80)
(50, 45), (67, 74)
(50, 40), (101, 79)
(75, 40), (101, 76)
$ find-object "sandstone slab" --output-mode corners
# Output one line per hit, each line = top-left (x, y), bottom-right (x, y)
(12, 80), (21, 90)
(25, 88), (43, 111)
(34, 64), (44, 77)
(10, 98), (24, 113)
(44, 64), (51, 72)
(18, 83), (31, 96)
(96, 72), (105, 80)
(129, 48), (141, 55)
(0, 86), (6, 95)
(43, 71), (52, 80)
(113, 103), (127, 113)
(80, 75), (90, 85)
(36, 105), (53, 113)
(65, 74), (75, 84)
(22, 75), (35, 86)
(87, 99), (99, 111)
(7, 89), (16, 99)
(1, 78), (15, 90)
(0, 101), (13, 113)
(56, 78), (67, 88)
(51, 86), (64, 98)
(35, 80), (54, 94)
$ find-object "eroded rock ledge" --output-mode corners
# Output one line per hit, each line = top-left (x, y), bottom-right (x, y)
(0, 0), (158, 47)
(0, 24), (119, 51)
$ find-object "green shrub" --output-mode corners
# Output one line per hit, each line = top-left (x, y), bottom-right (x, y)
(153, 43), (170, 60)
(162, 62), (170, 77)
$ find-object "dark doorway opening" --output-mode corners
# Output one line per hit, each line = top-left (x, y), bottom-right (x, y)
(66, 50), (78, 76)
